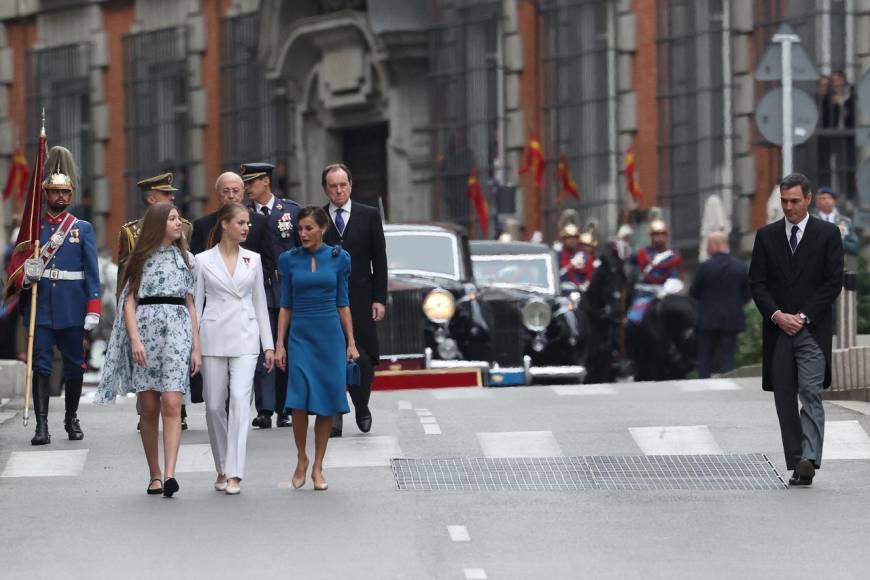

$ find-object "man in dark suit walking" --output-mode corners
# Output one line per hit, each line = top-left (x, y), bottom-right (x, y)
(690, 231), (751, 378)
(322, 163), (387, 437)
(749, 173), (844, 487)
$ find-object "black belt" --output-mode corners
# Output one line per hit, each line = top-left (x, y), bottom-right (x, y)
(138, 296), (185, 306)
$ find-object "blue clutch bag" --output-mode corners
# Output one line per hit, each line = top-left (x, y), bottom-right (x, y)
(346, 361), (361, 388)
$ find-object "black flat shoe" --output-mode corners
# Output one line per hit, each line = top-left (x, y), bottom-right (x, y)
(181, 417), (189, 431)
(276, 413), (292, 428)
(788, 473), (813, 486)
(146, 478), (163, 495)
(356, 412), (372, 433)
(252, 414), (272, 429)
(163, 477), (180, 498)
(329, 428), (342, 438)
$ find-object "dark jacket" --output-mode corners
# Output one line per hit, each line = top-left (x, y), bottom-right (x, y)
(247, 197), (301, 305)
(749, 216), (844, 390)
(689, 252), (751, 332)
(323, 201), (388, 360)
(191, 210), (277, 306)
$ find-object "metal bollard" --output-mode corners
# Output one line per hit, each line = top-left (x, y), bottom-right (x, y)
(835, 271), (857, 349)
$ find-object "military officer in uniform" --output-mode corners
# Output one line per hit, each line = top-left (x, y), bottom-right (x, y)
(242, 162), (301, 429)
(557, 224), (595, 290)
(19, 146), (101, 445)
(813, 186), (859, 267)
(628, 219), (683, 324)
(116, 172), (193, 298)
(117, 172), (193, 431)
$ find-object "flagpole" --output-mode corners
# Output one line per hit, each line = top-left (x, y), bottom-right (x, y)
(22, 110), (45, 427)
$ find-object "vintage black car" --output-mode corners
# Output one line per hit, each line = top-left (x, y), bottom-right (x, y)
(377, 224), (491, 369)
(470, 241), (588, 384)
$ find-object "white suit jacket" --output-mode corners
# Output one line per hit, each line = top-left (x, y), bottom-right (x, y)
(194, 246), (274, 357)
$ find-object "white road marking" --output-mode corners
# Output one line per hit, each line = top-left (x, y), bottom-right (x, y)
(448, 525), (471, 542)
(829, 400), (870, 416)
(415, 409), (433, 417)
(678, 379), (742, 392)
(629, 425), (723, 455)
(823, 420), (870, 460)
(175, 444), (215, 473)
(477, 430), (563, 458)
(2, 449), (89, 478)
(551, 384), (617, 396)
(464, 569), (488, 579)
(432, 388), (493, 400)
(423, 424), (442, 435)
(419, 416), (438, 424)
(324, 435), (403, 468)
(398, 400), (413, 410)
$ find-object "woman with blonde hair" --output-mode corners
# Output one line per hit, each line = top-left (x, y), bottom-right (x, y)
(96, 203), (200, 498)
(194, 202), (274, 495)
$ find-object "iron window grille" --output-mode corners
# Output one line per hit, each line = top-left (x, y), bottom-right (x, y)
(220, 12), (290, 182)
(753, 0), (858, 201)
(540, 0), (615, 240)
(26, 43), (93, 220)
(428, 0), (501, 237)
(656, 0), (729, 249)
(123, 26), (189, 218)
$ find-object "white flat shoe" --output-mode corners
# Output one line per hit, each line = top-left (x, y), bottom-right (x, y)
(214, 475), (227, 492)
(225, 478), (241, 495)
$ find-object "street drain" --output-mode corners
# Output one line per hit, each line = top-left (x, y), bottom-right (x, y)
(391, 454), (787, 491)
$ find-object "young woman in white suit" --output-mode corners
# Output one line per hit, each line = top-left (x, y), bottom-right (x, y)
(194, 202), (274, 495)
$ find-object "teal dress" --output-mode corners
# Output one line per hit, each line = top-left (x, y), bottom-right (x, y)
(280, 244), (351, 416)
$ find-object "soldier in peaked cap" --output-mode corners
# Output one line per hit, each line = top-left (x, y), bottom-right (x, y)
(242, 162), (302, 429)
(116, 172), (194, 430)
(19, 146), (101, 445)
(627, 218), (683, 324)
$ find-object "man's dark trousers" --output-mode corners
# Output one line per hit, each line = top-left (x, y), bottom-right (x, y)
(696, 331), (739, 378)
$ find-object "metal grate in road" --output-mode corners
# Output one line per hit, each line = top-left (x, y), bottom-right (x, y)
(392, 454), (787, 491)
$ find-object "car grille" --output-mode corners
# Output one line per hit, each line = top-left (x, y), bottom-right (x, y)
(378, 288), (426, 357)
(487, 299), (524, 366)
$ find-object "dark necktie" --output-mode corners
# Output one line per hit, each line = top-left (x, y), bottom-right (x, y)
(335, 208), (346, 236)
(789, 224), (799, 253)
(261, 206), (270, 217)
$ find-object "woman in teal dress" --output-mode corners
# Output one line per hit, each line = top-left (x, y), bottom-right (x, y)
(276, 206), (358, 491)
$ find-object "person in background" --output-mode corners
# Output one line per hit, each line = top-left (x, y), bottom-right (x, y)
(812, 187), (859, 266)
(690, 231), (751, 378)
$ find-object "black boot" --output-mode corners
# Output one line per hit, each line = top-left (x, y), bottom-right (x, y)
(30, 374), (51, 446)
(64, 376), (84, 441)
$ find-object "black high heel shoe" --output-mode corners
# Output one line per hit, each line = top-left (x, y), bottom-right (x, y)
(146, 478), (163, 495)
(163, 477), (180, 498)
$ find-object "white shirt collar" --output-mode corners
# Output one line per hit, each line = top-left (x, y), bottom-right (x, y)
(329, 199), (352, 218)
(819, 209), (838, 222)
(786, 212), (810, 237)
(255, 195), (275, 213)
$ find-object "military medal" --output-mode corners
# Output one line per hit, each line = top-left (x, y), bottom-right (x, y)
(70, 228), (81, 243)
(276, 203), (283, 210)
(277, 213), (294, 238)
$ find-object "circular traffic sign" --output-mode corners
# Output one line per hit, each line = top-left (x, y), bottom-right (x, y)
(754, 88), (819, 146)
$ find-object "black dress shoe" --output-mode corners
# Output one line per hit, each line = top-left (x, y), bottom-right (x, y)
(163, 477), (180, 498)
(355, 411), (372, 433)
(181, 417), (188, 431)
(329, 428), (342, 438)
(276, 413), (292, 428)
(64, 414), (84, 441)
(252, 414), (272, 429)
(788, 472), (813, 486)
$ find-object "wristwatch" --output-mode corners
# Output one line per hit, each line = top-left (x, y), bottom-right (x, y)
(798, 312), (808, 323)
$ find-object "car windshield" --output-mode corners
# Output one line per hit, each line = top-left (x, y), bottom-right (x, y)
(385, 232), (461, 279)
(471, 255), (555, 294)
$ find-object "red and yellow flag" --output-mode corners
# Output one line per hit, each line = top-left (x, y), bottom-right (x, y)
(625, 146), (643, 203)
(519, 132), (545, 190)
(5, 132), (47, 299)
(557, 154), (580, 202)
(466, 166), (489, 238)
(2, 148), (30, 201)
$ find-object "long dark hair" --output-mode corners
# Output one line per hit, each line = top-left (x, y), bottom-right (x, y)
(207, 202), (249, 247)
(124, 203), (191, 298)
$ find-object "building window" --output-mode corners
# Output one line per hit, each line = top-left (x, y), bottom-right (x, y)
(27, 43), (93, 220)
(540, 0), (615, 239)
(123, 27), (188, 218)
(220, 12), (290, 194)
(428, 0), (501, 236)
(657, 0), (728, 248)
(753, 0), (858, 199)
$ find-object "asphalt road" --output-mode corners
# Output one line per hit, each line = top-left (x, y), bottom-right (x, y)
(1, 377), (869, 580)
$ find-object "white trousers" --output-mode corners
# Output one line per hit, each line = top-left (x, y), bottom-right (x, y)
(201, 355), (259, 480)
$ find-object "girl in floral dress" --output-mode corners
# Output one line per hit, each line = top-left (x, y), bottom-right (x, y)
(96, 203), (200, 497)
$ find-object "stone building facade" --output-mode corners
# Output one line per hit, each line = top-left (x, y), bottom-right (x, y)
(0, 0), (868, 264)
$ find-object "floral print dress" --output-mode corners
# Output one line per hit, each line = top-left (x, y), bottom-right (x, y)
(95, 245), (196, 404)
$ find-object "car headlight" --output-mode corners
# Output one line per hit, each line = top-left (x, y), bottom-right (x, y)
(522, 299), (552, 332)
(422, 289), (456, 323)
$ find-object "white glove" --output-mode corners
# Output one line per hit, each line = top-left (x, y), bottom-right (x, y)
(84, 313), (100, 331)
